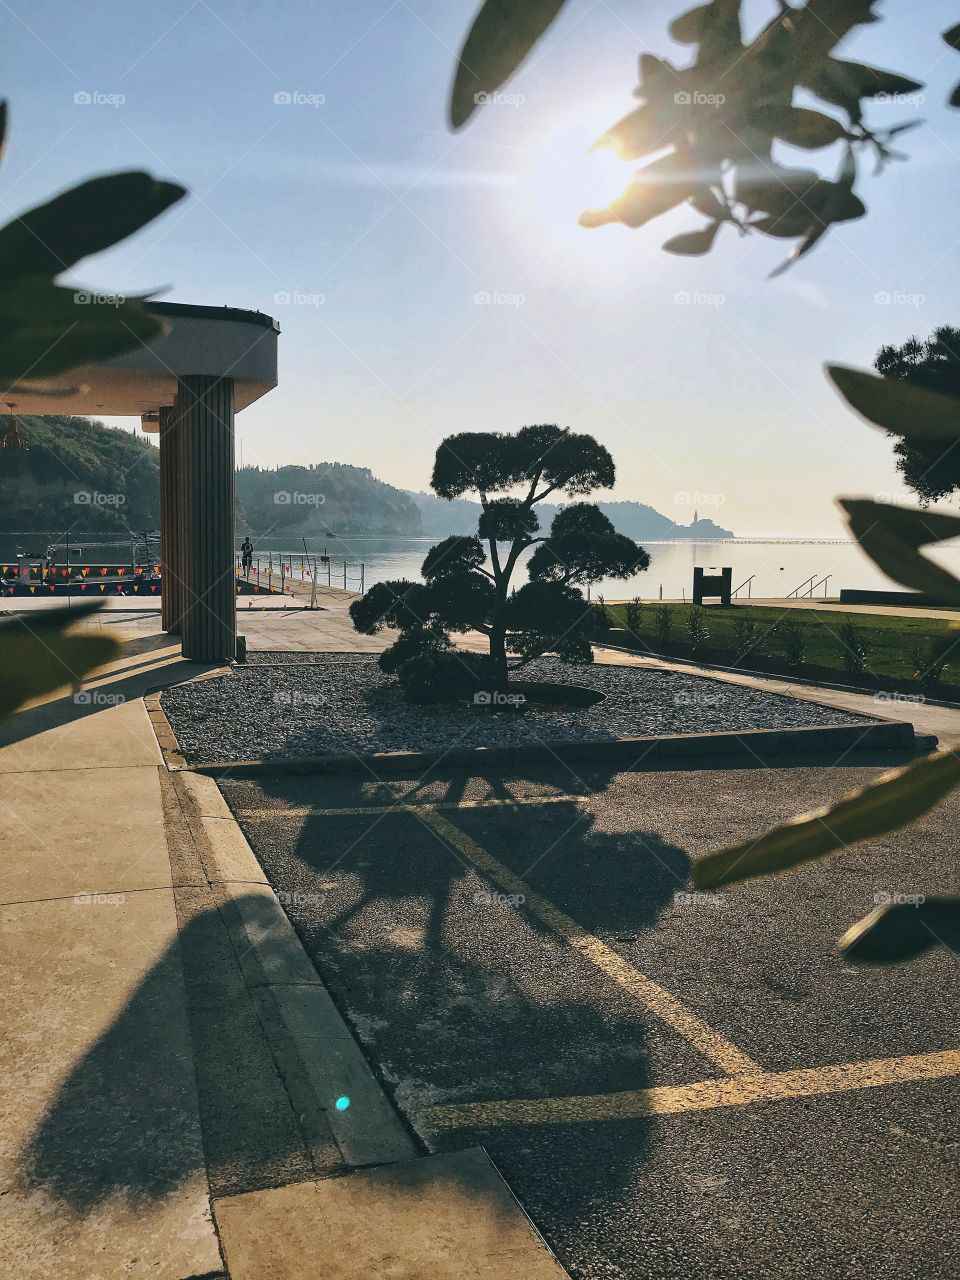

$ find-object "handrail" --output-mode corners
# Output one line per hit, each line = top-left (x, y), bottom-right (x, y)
(787, 574), (817, 599)
(810, 574), (832, 598)
(732, 574), (755, 599)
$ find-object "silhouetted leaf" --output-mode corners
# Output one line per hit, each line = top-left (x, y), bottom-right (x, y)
(804, 58), (923, 117)
(771, 106), (848, 149)
(840, 898), (960, 964)
(829, 365), (960, 439)
(450, 0), (567, 129)
(670, 4), (711, 44)
(0, 172), (185, 282)
(840, 499), (960, 603)
(594, 105), (671, 160)
(0, 604), (118, 719)
(662, 222), (721, 255)
(693, 750), (960, 890)
(944, 23), (960, 51)
(0, 278), (166, 383)
(581, 152), (698, 229)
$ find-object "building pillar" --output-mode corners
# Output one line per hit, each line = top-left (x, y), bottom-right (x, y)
(159, 404), (184, 633)
(178, 374), (237, 662)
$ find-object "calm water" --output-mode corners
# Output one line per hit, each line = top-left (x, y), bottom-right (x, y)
(6, 532), (960, 601)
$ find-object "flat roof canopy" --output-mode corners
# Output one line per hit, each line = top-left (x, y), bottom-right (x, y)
(5, 301), (279, 421)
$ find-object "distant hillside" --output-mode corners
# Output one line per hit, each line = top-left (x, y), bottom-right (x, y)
(0, 415), (160, 532)
(236, 464), (421, 537)
(406, 491), (733, 540)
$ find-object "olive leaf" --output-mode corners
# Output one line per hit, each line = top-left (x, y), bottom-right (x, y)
(840, 500), (960, 604)
(449, 0), (567, 129)
(828, 365), (960, 440)
(0, 278), (166, 384)
(0, 171), (185, 282)
(769, 105), (849, 149)
(0, 604), (119, 720)
(662, 222), (722, 255)
(840, 898), (960, 964)
(693, 750), (960, 890)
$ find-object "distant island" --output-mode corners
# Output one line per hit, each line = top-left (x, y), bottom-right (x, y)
(0, 416), (733, 541)
(406, 491), (733, 541)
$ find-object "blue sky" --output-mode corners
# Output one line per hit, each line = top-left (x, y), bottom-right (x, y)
(4, 0), (959, 534)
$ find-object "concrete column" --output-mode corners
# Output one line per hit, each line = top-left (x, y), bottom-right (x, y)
(159, 404), (184, 633)
(178, 375), (236, 662)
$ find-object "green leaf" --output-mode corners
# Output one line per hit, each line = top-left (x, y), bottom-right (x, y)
(840, 499), (960, 604)
(449, 0), (567, 130)
(662, 221), (721, 255)
(771, 106), (848, 149)
(0, 171), (185, 282)
(0, 277), (166, 383)
(840, 898), (960, 964)
(0, 604), (119, 719)
(693, 750), (960, 890)
(828, 365), (960, 440)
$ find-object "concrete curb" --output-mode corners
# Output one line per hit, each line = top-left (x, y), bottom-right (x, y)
(185, 719), (914, 779)
(174, 770), (419, 1171)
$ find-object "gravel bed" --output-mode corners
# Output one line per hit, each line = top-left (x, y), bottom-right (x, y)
(160, 653), (876, 764)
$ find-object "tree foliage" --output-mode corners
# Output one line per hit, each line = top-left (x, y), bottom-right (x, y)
(353, 425), (647, 699)
(451, 1), (960, 274)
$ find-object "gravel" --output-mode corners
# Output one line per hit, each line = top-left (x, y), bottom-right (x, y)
(160, 653), (875, 764)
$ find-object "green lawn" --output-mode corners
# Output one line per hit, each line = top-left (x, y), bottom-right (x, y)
(603, 602), (960, 685)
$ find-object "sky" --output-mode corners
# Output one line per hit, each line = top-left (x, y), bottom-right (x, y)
(3, 0), (959, 536)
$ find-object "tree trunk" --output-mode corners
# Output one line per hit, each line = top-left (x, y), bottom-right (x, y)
(489, 621), (508, 692)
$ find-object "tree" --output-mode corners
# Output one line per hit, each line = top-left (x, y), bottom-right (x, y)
(875, 327), (960, 503)
(350, 425), (648, 701)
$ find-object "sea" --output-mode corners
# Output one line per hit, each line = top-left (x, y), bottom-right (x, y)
(4, 532), (960, 601)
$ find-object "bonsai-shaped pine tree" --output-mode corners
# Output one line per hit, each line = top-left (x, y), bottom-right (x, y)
(350, 425), (648, 702)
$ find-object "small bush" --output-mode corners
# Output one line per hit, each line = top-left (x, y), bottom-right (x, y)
(686, 606), (709, 649)
(836, 621), (870, 674)
(911, 640), (949, 687)
(775, 617), (807, 668)
(396, 651), (487, 704)
(732, 615), (762, 660)
(653, 605), (673, 646)
(583, 597), (611, 640)
(624, 597), (643, 638)
(378, 624), (449, 675)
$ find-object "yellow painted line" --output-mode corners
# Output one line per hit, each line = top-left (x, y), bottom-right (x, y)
(420, 808), (760, 1077)
(236, 793), (589, 819)
(423, 1047), (960, 1130)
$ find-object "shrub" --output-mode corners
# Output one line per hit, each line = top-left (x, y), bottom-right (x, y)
(836, 622), (870, 674)
(652, 605), (673, 646)
(911, 641), (949, 687)
(377, 624), (449, 675)
(624, 597), (643, 639)
(775, 617), (807, 668)
(583, 597), (611, 641)
(732, 616), (762, 660)
(686, 606), (709, 650)
(397, 651), (487, 704)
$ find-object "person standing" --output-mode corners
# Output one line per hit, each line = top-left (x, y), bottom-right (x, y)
(240, 536), (253, 579)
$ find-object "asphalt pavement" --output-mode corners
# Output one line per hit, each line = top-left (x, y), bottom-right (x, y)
(221, 755), (960, 1280)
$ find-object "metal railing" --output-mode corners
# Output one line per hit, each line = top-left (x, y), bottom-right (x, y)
(787, 573), (832, 599)
(236, 552), (365, 600)
(732, 574), (755, 599)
